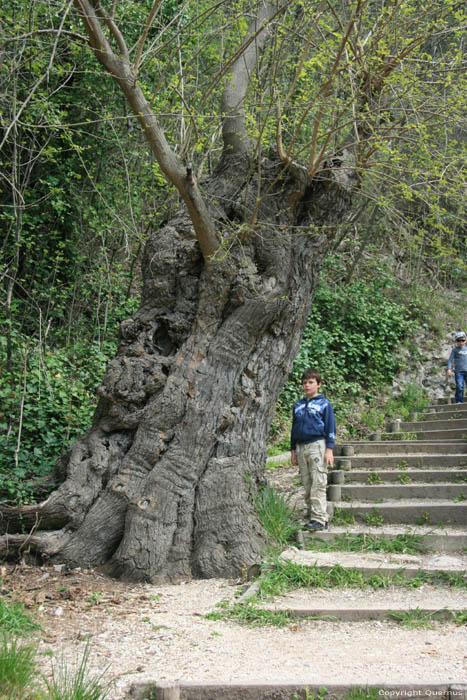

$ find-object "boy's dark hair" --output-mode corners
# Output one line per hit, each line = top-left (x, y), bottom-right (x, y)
(301, 368), (322, 384)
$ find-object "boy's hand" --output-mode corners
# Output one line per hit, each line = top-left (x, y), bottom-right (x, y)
(291, 450), (297, 466)
(324, 448), (334, 469)
(447, 369), (453, 377)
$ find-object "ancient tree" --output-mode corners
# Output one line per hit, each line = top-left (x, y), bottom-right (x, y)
(1, 0), (463, 581)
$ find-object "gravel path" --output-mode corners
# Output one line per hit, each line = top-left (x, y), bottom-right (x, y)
(4, 560), (466, 699)
(31, 572), (467, 697)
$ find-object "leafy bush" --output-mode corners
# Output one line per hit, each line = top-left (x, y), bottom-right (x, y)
(281, 266), (416, 411)
(0, 279), (140, 504)
(384, 382), (429, 421)
(274, 259), (423, 443)
(0, 331), (117, 504)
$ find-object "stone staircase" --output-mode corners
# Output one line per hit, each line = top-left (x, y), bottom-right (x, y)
(329, 400), (467, 529)
(270, 399), (467, 624)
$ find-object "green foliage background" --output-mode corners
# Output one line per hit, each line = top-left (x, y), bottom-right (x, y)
(280, 259), (416, 409)
(1, 0), (466, 504)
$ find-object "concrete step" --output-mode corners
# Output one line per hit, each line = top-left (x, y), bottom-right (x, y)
(420, 408), (467, 421)
(335, 441), (467, 456)
(333, 500), (467, 525)
(374, 428), (467, 441)
(304, 527), (467, 552)
(338, 454), (467, 468)
(340, 483), (467, 501)
(343, 468), (467, 484)
(403, 428), (467, 440)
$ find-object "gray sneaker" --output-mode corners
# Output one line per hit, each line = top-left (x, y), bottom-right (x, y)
(305, 520), (328, 531)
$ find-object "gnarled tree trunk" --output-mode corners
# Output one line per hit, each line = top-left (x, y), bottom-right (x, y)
(0, 151), (354, 581)
(0, 0), (361, 580)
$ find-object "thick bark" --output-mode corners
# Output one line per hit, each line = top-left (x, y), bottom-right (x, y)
(1, 154), (354, 581)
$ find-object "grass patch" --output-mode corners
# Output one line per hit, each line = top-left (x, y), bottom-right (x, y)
(364, 508), (384, 526)
(206, 600), (294, 628)
(253, 484), (301, 547)
(266, 441), (290, 457)
(292, 686), (329, 700)
(345, 689), (382, 700)
(450, 609), (467, 624)
(305, 533), (429, 555)
(0, 598), (41, 636)
(254, 559), (467, 598)
(415, 511), (430, 525)
(331, 508), (356, 526)
(44, 642), (112, 700)
(387, 608), (436, 629)
(256, 559), (385, 597)
(0, 594), (111, 700)
(382, 432), (417, 441)
(0, 634), (41, 698)
(265, 459), (291, 471)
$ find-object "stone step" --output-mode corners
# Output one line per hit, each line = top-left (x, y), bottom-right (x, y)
(337, 454), (467, 468)
(339, 483), (466, 501)
(264, 606), (466, 623)
(305, 527), (467, 552)
(343, 468), (467, 484)
(380, 428), (467, 441)
(333, 500), (467, 525)
(335, 441), (467, 456)
(420, 408), (467, 421)
(398, 418), (467, 431)
(130, 682), (467, 700)
(279, 547), (467, 579)
(422, 402), (467, 413)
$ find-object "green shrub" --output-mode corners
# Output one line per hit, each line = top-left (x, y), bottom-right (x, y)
(278, 261), (418, 418)
(0, 330), (118, 504)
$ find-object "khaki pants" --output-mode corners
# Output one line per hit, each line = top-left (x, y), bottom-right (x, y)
(296, 440), (328, 524)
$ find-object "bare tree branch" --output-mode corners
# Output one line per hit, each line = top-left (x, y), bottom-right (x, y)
(221, 1), (288, 156)
(0, 0), (75, 152)
(133, 0), (162, 76)
(1, 29), (87, 44)
(74, 0), (219, 261)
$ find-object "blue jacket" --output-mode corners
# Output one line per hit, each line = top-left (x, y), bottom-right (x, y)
(290, 394), (336, 451)
(448, 346), (467, 372)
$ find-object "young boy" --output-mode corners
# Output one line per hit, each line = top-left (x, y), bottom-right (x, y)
(290, 368), (336, 531)
(447, 331), (467, 403)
